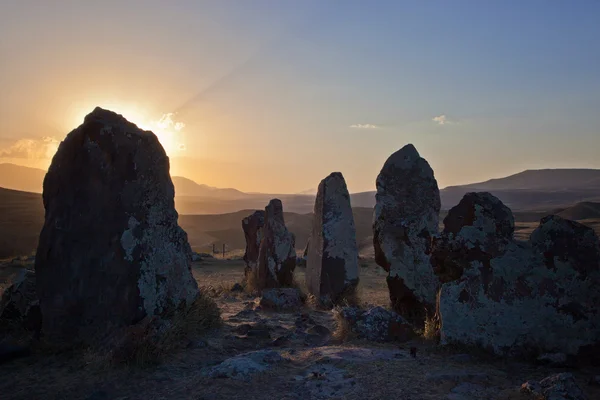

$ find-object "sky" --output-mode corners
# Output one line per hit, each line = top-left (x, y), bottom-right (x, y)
(1, 0), (599, 194)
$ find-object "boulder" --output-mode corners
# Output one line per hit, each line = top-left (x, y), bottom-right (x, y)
(521, 373), (586, 400)
(306, 172), (359, 305)
(202, 350), (284, 381)
(259, 288), (302, 310)
(242, 210), (265, 278)
(431, 192), (515, 283)
(438, 202), (600, 360)
(373, 144), (441, 322)
(34, 107), (199, 345)
(0, 269), (41, 334)
(338, 306), (414, 342)
(257, 199), (296, 288)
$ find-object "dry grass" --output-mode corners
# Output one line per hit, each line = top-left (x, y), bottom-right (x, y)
(422, 289), (441, 341)
(243, 269), (261, 294)
(331, 307), (357, 343)
(106, 292), (221, 367)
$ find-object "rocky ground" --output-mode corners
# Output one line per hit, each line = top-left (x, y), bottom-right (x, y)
(1, 258), (599, 400)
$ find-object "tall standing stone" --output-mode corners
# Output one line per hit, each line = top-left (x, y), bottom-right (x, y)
(373, 144), (441, 321)
(306, 172), (359, 304)
(35, 107), (199, 345)
(257, 199), (296, 288)
(242, 210), (265, 279)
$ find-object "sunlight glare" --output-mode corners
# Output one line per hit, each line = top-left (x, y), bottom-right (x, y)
(67, 102), (186, 155)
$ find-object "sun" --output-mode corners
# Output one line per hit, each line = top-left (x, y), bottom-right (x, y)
(67, 102), (186, 155)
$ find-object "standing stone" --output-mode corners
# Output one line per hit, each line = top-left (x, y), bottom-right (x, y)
(306, 172), (359, 304)
(373, 144), (441, 322)
(437, 196), (600, 362)
(242, 210), (265, 278)
(257, 199), (296, 288)
(35, 107), (199, 345)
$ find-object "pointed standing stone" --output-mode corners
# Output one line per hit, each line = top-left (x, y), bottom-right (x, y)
(373, 144), (441, 322)
(306, 172), (359, 304)
(257, 199), (296, 288)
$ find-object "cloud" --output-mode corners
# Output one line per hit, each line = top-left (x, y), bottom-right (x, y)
(432, 115), (452, 125)
(155, 113), (185, 131)
(349, 124), (379, 129)
(0, 136), (60, 160)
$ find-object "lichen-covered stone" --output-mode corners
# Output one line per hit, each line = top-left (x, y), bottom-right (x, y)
(306, 172), (359, 304)
(34, 107), (199, 345)
(373, 144), (441, 321)
(438, 207), (600, 361)
(431, 192), (515, 283)
(242, 210), (265, 278)
(0, 269), (41, 334)
(257, 199), (296, 288)
(338, 306), (414, 342)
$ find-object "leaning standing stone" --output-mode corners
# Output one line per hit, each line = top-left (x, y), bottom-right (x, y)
(306, 172), (359, 305)
(35, 107), (199, 345)
(373, 144), (441, 322)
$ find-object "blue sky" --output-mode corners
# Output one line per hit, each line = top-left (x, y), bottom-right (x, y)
(0, 0), (599, 193)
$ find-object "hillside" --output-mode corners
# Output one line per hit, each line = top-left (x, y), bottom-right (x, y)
(0, 163), (47, 193)
(448, 169), (600, 191)
(0, 187), (44, 258)
(4, 163), (600, 214)
(556, 202), (600, 220)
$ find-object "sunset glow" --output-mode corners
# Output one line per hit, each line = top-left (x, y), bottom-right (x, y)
(69, 102), (186, 155)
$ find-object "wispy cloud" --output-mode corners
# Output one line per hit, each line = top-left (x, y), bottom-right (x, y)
(155, 113), (185, 132)
(0, 137), (60, 160)
(432, 115), (453, 125)
(349, 123), (379, 129)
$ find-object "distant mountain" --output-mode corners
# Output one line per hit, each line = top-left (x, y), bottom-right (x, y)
(3, 163), (600, 214)
(171, 176), (248, 200)
(440, 169), (600, 211)
(0, 163), (251, 201)
(447, 169), (600, 191)
(0, 163), (46, 193)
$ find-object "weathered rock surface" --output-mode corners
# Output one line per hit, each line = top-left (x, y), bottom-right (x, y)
(431, 192), (514, 283)
(373, 144), (441, 322)
(259, 288), (302, 310)
(0, 269), (41, 334)
(202, 350), (284, 381)
(521, 373), (586, 400)
(34, 107), (199, 344)
(257, 199), (296, 288)
(337, 306), (415, 342)
(306, 172), (359, 305)
(437, 194), (600, 360)
(242, 210), (265, 278)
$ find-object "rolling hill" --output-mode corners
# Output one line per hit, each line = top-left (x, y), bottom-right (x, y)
(4, 163), (600, 214)
(556, 202), (600, 221)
